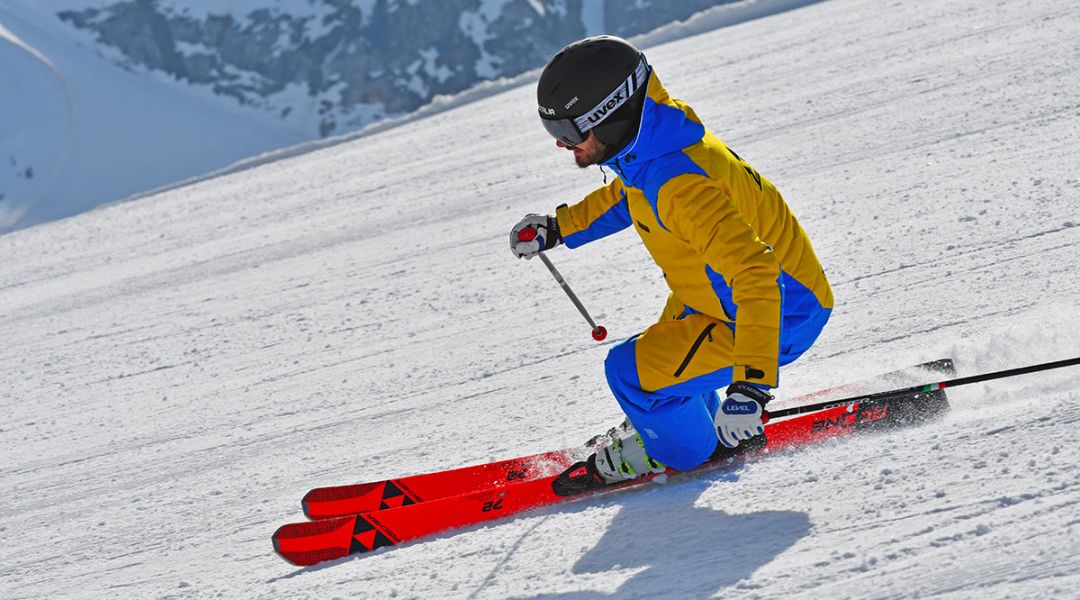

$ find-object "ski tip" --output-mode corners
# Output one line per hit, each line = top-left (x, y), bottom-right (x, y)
(275, 546), (352, 567)
(302, 482), (383, 505)
(274, 516), (352, 540)
(273, 516), (357, 566)
(302, 482), (385, 519)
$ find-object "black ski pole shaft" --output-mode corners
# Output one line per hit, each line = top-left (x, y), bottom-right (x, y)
(537, 252), (607, 341)
(771, 356), (1080, 419)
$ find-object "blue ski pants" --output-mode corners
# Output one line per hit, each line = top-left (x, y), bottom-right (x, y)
(604, 295), (829, 471)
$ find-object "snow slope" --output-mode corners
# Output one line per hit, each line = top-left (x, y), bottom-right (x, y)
(2, 0), (1079, 598)
(0, 1), (302, 232)
(0, 0), (820, 236)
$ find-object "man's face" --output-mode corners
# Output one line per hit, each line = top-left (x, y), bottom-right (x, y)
(556, 132), (606, 168)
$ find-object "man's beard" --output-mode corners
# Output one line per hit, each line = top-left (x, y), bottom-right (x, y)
(574, 144), (606, 168)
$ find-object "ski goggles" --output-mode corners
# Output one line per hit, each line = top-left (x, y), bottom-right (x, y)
(539, 56), (650, 146)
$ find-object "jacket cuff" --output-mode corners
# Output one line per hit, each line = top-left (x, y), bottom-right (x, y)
(731, 365), (776, 388)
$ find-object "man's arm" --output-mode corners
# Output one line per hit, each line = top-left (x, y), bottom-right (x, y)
(660, 173), (783, 388)
(555, 179), (633, 249)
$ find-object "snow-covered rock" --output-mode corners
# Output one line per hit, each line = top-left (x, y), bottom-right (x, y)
(0, 0), (743, 234)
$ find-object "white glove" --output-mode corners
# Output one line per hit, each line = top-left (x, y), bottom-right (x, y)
(510, 214), (561, 259)
(715, 382), (772, 448)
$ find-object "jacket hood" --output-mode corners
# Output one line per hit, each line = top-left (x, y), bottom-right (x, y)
(602, 71), (706, 170)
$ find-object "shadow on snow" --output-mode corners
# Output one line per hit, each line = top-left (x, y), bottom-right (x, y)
(504, 473), (811, 599)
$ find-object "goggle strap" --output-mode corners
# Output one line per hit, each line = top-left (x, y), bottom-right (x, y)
(573, 57), (649, 134)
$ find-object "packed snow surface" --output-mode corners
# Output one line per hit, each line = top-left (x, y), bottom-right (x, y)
(2, 0), (1079, 598)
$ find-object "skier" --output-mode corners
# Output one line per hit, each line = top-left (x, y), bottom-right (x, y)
(510, 36), (834, 485)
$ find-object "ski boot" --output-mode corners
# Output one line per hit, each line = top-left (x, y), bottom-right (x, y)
(553, 426), (665, 496)
(583, 416), (635, 448)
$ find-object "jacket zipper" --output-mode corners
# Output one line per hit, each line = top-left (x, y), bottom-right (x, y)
(673, 323), (717, 378)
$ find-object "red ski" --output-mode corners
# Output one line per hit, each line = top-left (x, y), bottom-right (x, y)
(301, 448), (578, 519)
(300, 358), (954, 520)
(274, 384), (950, 566)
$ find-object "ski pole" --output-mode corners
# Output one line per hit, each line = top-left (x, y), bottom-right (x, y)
(771, 356), (1080, 419)
(536, 252), (608, 341)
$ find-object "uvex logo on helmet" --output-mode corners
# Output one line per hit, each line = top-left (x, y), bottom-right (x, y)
(569, 58), (649, 134)
(586, 89), (625, 124)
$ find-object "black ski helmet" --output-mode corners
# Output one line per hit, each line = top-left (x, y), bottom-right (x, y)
(537, 35), (649, 155)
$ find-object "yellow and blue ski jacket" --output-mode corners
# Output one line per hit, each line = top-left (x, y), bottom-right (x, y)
(555, 71), (834, 388)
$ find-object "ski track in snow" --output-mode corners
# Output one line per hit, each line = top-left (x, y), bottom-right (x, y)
(1, 0), (1079, 598)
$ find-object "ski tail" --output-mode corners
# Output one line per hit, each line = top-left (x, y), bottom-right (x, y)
(781, 357), (954, 406)
(554, 384), (950, 497)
